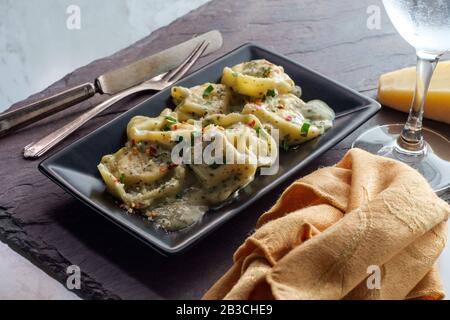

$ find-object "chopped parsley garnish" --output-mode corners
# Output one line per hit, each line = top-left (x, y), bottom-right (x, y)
(300, 122), (311, 137)
(262, 67), (272, 78)
(255, 127), (261, 135)
(176, 135), (184, 143)
(165, 116), (177, 124)
(119, 173), (126, 184)
(203, 85), (214, 98)
(282, 140), (290, 152)
(163, 125), (171, 131)
(266, 89), (277, 97)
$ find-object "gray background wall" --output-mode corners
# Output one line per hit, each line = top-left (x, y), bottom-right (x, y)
(0, 0), (210, 111)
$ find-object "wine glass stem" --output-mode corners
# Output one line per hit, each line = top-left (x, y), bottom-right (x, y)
(397, 52), (439, 153)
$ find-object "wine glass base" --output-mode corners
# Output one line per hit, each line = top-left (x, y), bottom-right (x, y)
(352, 124), (450, 194)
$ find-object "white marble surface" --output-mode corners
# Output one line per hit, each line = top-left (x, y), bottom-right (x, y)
(0, 242), (79, 300)
(0, 0), (210, 111)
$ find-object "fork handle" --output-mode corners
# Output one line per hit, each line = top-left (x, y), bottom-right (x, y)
(0, 83), (97, 137)
(23, 84), (148, 159)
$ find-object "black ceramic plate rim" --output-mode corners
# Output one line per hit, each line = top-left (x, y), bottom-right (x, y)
(39, 43), (381, 254)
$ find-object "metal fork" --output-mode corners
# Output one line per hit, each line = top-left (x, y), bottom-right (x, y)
(23, 40), (209, 159)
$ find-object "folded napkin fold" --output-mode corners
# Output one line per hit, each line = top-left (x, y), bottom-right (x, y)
(203, 148), (450, 300)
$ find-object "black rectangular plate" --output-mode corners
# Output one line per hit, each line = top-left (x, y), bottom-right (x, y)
(39, 43), (380, 254)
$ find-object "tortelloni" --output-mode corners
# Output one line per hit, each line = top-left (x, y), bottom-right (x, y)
(221, 59), (295, 98)
(171, 83), (231, 121)
(98, 59), (334, 232)
(127, 108), (197, 147)
(242, 93), (335, 146)
(98, 144), (186, 210)
(191, 113), (278, 203)
(202, 113), (277, 167)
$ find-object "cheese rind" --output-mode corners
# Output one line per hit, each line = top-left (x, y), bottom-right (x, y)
(378, 61), (450, 125)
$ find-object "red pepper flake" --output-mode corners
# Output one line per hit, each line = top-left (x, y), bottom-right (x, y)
(285, 115), (293, 122)
(145, 146), (157, 156)
(168, 163), (179, 170)
(159, 166), (168, 173)
(130, 139), (136, 146)
(173, 124), (178, 130)
(247, 119), (256, 128)
(134, 203), (144, 209)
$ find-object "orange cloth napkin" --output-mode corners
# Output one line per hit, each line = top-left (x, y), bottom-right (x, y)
(203, 148), (450, 300)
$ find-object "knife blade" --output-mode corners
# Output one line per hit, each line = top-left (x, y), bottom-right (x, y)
(0, 30), (223, 137)
(97, 30), (223, 94)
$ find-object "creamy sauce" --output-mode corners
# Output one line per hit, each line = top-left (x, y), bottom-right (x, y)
(146, 184), (208, 232)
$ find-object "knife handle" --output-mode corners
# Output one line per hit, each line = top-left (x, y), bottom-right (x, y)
(0, 82), (97, 137)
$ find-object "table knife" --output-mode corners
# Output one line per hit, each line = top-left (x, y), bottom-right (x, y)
(0, 30), (223, 137)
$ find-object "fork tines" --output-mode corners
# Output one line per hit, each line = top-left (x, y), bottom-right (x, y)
(162, 40), (210, 83)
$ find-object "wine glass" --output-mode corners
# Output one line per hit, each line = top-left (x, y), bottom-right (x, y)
(353, 0), (450, 193)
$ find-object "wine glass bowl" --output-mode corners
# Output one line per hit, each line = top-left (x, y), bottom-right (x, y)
(353, 0), (450, 193)
(383, 0), (450, 54)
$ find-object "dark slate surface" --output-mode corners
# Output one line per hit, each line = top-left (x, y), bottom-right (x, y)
(1, 0), (449, 299)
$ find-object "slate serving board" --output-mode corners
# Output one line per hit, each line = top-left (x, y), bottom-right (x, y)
(1, 0), (449, 299)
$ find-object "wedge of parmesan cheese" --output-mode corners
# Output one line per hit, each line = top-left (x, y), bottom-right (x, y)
(378, 60), (450, 125)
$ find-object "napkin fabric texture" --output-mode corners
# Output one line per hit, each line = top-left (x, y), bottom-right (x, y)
(203, 148), (450, 300)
